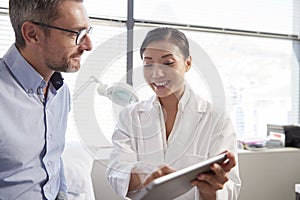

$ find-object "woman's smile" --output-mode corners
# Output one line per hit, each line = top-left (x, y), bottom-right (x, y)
(152, 80), (170, 88)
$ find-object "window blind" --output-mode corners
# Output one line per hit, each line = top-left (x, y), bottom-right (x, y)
(134, 0), (295, 35)
(0, 0), (8, 8)
(1, 0), (300, 143)
(0, 12), (14, 55)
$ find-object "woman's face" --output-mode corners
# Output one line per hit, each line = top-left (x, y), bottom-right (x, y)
(142, 41), (191, 98)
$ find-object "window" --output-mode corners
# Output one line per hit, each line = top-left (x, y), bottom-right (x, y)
(185, 31), (298, 138)
(1, 1), (299, 147)
(0, 11), (14, 54)
(134, 0), (296, 34)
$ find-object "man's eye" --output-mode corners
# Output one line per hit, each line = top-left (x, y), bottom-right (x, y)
(69, 33), (77, 38)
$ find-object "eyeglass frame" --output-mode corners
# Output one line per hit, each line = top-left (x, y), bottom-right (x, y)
(31, 21), (93, 45)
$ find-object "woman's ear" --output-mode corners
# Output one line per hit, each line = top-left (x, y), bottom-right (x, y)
(185, 55), (192, 72)
(21, 21), (40, 45)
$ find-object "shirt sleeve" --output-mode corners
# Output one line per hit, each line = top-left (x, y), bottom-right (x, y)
(59, 157), (68, 193)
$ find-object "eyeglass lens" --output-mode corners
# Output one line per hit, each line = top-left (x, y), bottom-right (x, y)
(76, 27), (93, 45)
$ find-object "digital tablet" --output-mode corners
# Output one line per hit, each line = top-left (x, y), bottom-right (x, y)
(137, 153), (228, 200)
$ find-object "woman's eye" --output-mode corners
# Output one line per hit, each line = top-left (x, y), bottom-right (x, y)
(164, 62), (175, 66)
(144, 64), (153, 67)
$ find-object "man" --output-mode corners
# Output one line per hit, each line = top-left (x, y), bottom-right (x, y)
(0, 0), (93, 199)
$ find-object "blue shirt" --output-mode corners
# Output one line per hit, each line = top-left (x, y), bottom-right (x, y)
(0, 45), (70, 200)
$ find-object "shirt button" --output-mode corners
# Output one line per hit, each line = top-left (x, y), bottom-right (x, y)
(47, 134), (52, 139)
(47, 161), (52, 166)
(27, 89), (34, 97)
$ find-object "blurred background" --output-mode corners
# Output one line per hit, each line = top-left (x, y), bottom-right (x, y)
(1, 0), (300, 143)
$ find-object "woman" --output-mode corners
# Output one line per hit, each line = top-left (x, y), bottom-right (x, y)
(106, 27), (241, 200)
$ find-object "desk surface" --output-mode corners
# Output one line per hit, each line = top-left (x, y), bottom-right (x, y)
(238, 147), (300, 200)
(238, 147), (300, 154)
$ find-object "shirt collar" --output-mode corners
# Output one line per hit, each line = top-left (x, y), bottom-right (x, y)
(177, 84), (190, 112)
(180, 84), (208, 113)
(3, 44), (64, 94)
(50, 71), (64, 90)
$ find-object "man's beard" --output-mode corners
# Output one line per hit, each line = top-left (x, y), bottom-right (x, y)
(46, 58), (80, 73)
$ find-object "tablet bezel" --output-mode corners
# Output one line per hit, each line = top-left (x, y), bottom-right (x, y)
(139, 153), (228, 200)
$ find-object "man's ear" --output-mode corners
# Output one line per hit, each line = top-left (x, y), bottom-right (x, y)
(185, 55), (192, 72)
(21, 21), (41, 45)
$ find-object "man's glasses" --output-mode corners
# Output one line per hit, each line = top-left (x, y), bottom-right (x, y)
(32, 21), (93, 46)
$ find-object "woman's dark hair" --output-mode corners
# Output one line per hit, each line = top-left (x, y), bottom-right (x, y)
(140, 27), (190, 59)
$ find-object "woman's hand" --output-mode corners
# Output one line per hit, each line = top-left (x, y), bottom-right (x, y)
(142, 165), (176, 187)
(128, 164), (176, 192)
(191, 151), (236, 200)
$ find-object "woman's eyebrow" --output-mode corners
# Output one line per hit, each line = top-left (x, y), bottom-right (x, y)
(161, 54), (173, 59)
(143, 53), (174, 60)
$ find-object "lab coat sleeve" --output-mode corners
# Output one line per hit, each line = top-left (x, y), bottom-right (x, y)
(106, 104), (163, 198)
(209, 112), (242, 200)
(106, 107), (140, 198)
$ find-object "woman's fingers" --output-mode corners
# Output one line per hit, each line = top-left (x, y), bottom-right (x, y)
(222, 152), (236, 172)
(143, 165), (176, 186)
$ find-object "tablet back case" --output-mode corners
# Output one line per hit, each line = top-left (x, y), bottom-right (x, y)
(139, 153), (227, 200)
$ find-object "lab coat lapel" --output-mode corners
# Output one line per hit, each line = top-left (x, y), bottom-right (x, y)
(137, 97), (165, 163)
(164, 108), (203, 165)
(164, 87), (207, 165)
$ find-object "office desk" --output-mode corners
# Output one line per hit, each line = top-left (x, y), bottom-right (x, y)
(91, 147), (300, 200)
(238, 147), (300, 200)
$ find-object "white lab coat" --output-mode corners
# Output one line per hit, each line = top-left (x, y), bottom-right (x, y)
(106, 85), (241, 200)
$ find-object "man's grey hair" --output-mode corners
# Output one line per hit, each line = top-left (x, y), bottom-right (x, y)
(9, 0), (84, 48)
